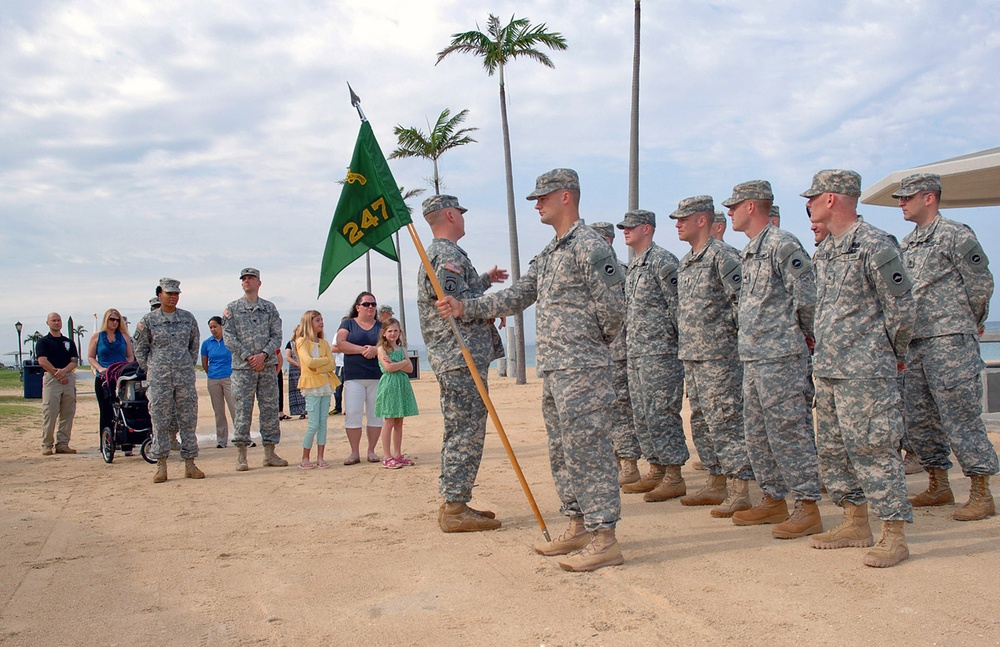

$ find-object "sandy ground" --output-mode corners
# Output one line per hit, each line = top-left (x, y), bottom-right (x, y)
(1, 369), (999, 647)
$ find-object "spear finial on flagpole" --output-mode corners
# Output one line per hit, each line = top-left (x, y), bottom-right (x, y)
(347, 82), (366, 122)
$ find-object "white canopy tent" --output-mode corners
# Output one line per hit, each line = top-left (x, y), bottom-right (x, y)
(861, 146), (1000, 209)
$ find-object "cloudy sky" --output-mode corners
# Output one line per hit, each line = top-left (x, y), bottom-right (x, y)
(3, 0), (999, 362)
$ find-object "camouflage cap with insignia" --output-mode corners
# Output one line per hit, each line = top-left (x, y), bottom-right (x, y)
(149, 296), (161, 306)
(714, 211), (726, 223)
(800, 169), (862, 198)
(769, 205), (780, 220)
(525, 168), (580, 200)
(891, 172), (942, 198)
(422, 194), (467, 217)
(589, 221), (615, 241)
(240, 267), (260, 279)
(616, 209), (656, 229)
(669, 195), (714, 220)
(722, 180), (774, 207)
(159, 277), (181, 293)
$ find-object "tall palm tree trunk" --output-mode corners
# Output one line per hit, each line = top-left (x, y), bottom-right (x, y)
(498, 67), (527, 384)
(628, 0), (640, 212)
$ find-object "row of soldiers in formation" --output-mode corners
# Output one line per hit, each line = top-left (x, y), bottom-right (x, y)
(575, 169), (994, 570)
(426, 167), (992, 572)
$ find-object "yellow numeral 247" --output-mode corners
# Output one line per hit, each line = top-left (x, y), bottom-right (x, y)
(342, 197), (390, 244)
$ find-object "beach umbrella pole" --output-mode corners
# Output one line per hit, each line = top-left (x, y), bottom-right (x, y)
(406, 223), (550, 542)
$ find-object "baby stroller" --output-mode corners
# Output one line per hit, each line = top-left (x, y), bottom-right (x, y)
(100, 362), (156, 464)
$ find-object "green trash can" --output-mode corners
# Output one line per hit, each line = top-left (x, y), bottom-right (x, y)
(22, 361), (43, 399)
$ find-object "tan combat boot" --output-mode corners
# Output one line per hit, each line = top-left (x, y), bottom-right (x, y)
(809, 502), (873, 549)
(621, 463), (666, 494)
(863, 520), (909, 568)
(439, 501), (501, 533)
(953, 475), (996, 521)
(556, 529), (624, 572)
(534, 517), (590, 555)
(263, 444), (288, 467)
(908, 467), (954, 506)
(680, 473), (727, 506)
(153, 457), (168, 483)
(184, 458), (205, 479)
(732, 496), (788, 526)
(773, 500), (823, 539)
(902, 451), (922, 475)
(711, 478), (752, 518)
(236, 445), (249, 472)
(644, 465), (686, 502)
(618, 458), (640, 487)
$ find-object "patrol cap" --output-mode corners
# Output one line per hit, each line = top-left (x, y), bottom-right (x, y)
(769, 205), (780, 220)
(891, 172), (942, 198)
(722, 180), (774, 207)
(617, 209), (656, 229)
(240, 267), (260, 279)
(422, 194), (467, 217)
(714, 211), (726, 223)
(378, 305), (394, 316)
(159, 278), (181, 294)
(589, 221), (615, 241)
(800, 169), (862, 198)
(669, 195), (714, 220)
(149, 296), (161, 306)
(525, 168), (580, 200)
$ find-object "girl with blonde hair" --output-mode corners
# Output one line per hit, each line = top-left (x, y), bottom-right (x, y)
(294, 310), (341, 469)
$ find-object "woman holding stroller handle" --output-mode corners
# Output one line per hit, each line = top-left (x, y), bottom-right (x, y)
(88, 309), (135, 454)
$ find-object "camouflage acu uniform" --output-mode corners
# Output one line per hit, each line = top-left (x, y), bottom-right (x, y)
(590, 224), (641, 461)
(462, 220), (625, 531)
(739, 225), (822, 502)
(624, 242), (687, 467)
(902, 214), (998, 476)
(417, 238), (506, 503)
(224, 296), (283, 447)
(813, 218), (915, 521)
(677, 237), (752, 479)
(134, 307), (201, 459)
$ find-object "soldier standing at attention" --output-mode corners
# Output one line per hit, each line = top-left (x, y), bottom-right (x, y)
(711, 211), (728, 243)
(436, 169), (625, 572)
(589, 222), (642, 487)
(134, 278), (205, 483)
(617, 209), (688, 503)
(725, 180), (824, 539)
(671, 196), (753, 517)
(804, 170), (915, 567)
(895, 173), (997, 520)
(417, 194), (507, 533)
(224, 268), (288, 471)
(769, 205), (781, 228)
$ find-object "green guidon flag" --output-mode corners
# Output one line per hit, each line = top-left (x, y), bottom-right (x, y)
(318, 120), (412, 297)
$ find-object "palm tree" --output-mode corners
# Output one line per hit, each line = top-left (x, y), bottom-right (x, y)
(628, 0), (640, 212)
(24, 331), (43, 361)
(390, 109), (478, 195)
(437, 14), (568, 385)
(73, 324), (86, 357)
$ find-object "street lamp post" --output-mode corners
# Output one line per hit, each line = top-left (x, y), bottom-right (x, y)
(15, 321), (22, 367)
